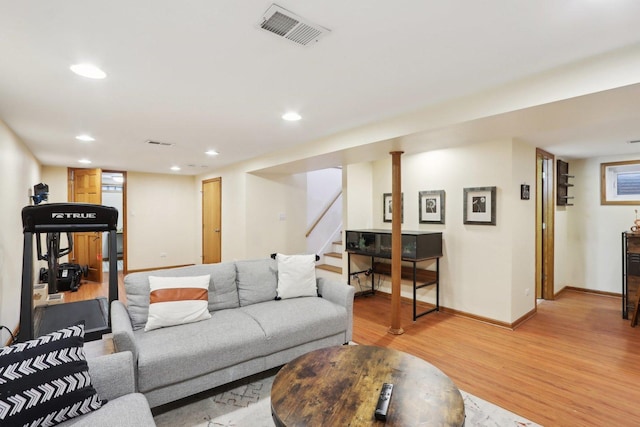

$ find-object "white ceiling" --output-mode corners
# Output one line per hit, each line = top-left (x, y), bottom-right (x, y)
(2, 1), (640, 175)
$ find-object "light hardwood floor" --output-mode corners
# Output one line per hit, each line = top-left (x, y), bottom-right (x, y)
(62, 271), (126, 304)
(353, 290), (640, 426)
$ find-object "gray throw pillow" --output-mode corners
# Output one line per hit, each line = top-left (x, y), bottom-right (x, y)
(236, 258), (278, 306)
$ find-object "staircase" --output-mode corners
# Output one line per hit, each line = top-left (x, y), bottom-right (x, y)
(306, 168), (344, 282)
(315, 239), (343, 280)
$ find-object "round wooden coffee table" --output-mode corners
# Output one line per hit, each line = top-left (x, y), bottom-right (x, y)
(271, 345), (465, 426)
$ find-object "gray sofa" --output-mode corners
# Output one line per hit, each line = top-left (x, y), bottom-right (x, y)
(110, 258), (355, 408)
(61, 351), (155, 426)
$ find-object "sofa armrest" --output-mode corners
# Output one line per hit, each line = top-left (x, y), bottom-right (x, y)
(317, 277), (355, 342)
(86, 351), (136, 401)
(110, 301), (139, 363)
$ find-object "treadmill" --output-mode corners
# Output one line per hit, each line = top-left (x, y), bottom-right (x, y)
(18, 203), (119, 342)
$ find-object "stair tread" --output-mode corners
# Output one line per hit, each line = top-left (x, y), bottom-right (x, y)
(325, 252), (342, 259)
(316, 264), (342, 274)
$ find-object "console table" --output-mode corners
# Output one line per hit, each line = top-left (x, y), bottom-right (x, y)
(345, 229), (443, 320)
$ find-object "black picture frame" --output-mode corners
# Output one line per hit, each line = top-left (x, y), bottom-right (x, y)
(419, 190), (445, 224)
(463, 186), (496, 225)
(383, 193), (403, 223)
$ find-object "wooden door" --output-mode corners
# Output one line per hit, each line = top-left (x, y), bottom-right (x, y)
(202, 178), (221, 264)
(68, 168), (103, 283)
(535, 149), (555, 300)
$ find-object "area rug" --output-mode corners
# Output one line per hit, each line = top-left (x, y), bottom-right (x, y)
(152, 368), (541, 427)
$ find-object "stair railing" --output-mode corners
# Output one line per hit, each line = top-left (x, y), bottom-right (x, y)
(306, 190), (342, 238)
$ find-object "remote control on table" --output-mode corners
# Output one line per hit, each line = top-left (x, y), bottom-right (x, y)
(374, 383), (393, 421)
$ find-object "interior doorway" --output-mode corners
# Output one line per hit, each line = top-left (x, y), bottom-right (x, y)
(67, 168), (127, 279)
(536, 148), (555, 300)
(101, 171), (127, 274)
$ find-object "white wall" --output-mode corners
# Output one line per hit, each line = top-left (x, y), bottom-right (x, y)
(509, 139), (537, 319)
(126, 172), (199, 270)
(40, 166), (68, 203)
(343, 163), (374, 276)
(345, 163), (374, 230)
(0, 119), (40, 342)
(563, 154), (640, 293)
(348, 138), (536, 324)
(102, 191), (124, 231)
(245, 172), (307, 258)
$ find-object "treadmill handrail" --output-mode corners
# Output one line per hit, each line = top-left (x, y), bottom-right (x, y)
(22, 203), (118, 233)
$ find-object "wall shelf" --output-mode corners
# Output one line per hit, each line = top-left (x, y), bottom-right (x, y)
(557, 160), (574, 206)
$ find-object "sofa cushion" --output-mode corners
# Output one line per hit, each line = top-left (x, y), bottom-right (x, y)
(144, 275), (211, 331)
(204, 262), (240, 312)
(0, 324), (103, 427)
(275, 253), (318, 299)
(236, 258), (277, 306)
(238, 297), (348, 352)
(134, 310), (270, 393)
(125, 263), (240, 330)
(58, 393), (154, 427)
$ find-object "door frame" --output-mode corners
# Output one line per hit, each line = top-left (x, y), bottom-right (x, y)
(102, 170), (128, 274)
(536, 148), (555, 300)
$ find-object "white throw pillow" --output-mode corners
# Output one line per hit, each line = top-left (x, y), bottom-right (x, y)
(145, 275), (212, 331)
(276, 253), (318, 299)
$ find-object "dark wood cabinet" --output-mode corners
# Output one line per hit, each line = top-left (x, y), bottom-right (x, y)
(622, 232), (640, 319)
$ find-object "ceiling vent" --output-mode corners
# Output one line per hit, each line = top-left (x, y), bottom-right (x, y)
(259, 4), (330, 46)
(146, 140), (174, 147)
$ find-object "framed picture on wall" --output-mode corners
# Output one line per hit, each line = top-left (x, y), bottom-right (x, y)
(463, 186), (496, 225)
(419, 190), (445, 224)
(383, 193), (403, 223)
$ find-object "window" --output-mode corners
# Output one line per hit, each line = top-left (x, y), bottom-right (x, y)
(601, 160), (640, 205)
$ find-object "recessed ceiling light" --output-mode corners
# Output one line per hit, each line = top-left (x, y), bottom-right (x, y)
(70, 63), (107, 79)
(78, 159), (92, 164)
(282, 112), (302, 121)
(170, 166), (181, 171)
(205, 150), (219, 156)
(75, 134), (95, 142)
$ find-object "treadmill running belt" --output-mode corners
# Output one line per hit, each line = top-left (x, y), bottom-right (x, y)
(34, 298), (109, 336)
